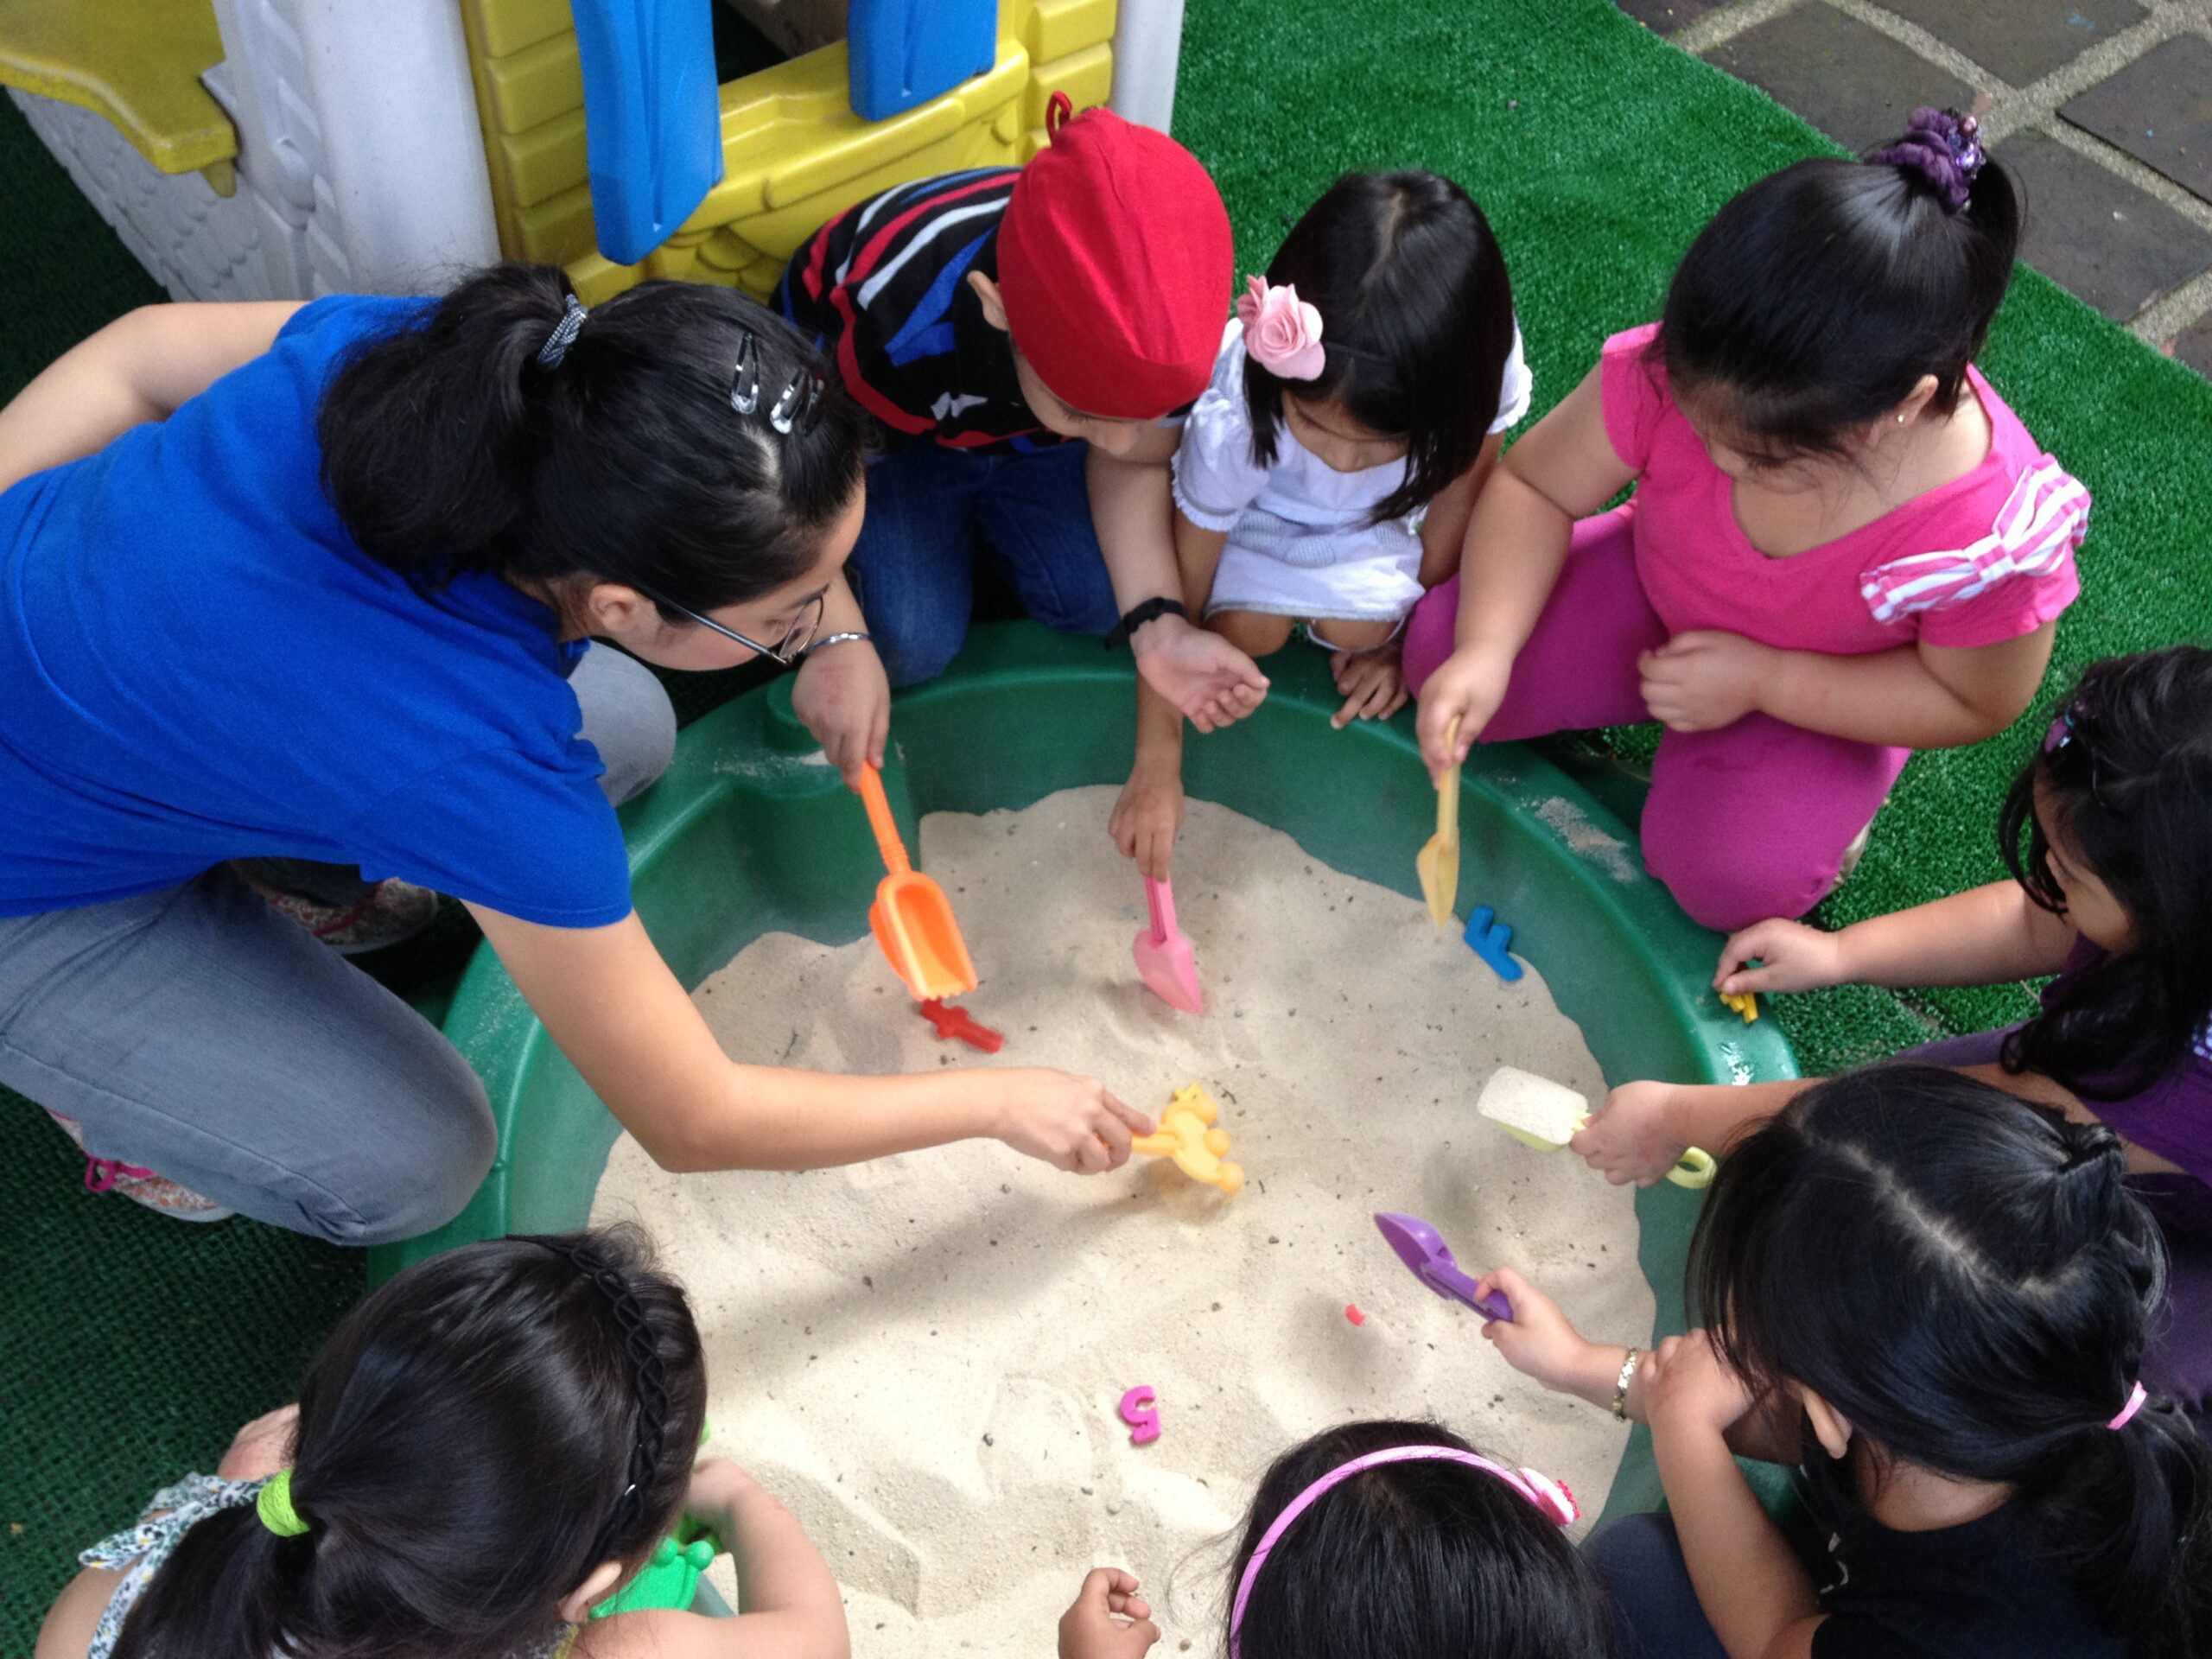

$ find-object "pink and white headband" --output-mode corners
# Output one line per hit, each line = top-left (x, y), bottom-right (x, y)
(1236, 275), (1326, 382)
(1227, 1445), (1577, 1658)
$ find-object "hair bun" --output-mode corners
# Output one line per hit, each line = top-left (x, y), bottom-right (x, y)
(1870, 107), (1985, 212)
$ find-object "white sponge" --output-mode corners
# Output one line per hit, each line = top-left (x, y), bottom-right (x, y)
(1476, 1065), (1590, 1149)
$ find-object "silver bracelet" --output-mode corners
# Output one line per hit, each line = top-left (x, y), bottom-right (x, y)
(1612, 1347), (1642, 1421)
(804, 631), (873, 658)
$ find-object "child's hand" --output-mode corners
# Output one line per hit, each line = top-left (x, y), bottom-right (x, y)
(1110, 765), (1185, 880)
(683, 1456), (765, 1521)
(1716, 917), (1847, 996)
(1571, 1081), (1694, 1187)
(216, 1403), (299, 1481)
(790, 639), (892, 789)
(993, 1071), (1154, 1173)
(1415, 646), (1513, 782)
(1330, 645), (1408, 728)
(1641, 1332), (1756, 1439)
(1058, 1568), (1160, 1659)
(1132, 616), (1270, 734)
(1637, 632), (1774, 732)
(1471, 1268), (1602, 1395)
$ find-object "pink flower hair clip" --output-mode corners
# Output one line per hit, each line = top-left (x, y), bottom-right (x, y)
(1236, 275), (1326, 381)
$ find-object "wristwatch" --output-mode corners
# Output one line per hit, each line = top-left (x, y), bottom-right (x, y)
(1104, 596), (1189, 651)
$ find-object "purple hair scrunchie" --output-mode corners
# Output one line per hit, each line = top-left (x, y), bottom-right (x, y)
(1870, 106), (1986, 212)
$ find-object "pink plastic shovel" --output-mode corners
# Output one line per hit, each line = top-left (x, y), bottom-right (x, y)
(1132, 875), (1205, 1014)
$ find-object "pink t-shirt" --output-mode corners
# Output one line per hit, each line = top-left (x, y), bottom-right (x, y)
(1599, 324), (2086, 653)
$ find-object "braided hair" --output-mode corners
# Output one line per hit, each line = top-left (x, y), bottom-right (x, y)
(111, 1226), (708, 1659)
(1690, 1065), (2212, 1657)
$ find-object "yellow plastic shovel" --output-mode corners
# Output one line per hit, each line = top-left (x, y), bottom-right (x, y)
(855, 765), (978, 1001)
(1416, 716), (1461, 927)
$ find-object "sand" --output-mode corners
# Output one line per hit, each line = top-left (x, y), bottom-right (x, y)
(591, 786), (1656, 1655)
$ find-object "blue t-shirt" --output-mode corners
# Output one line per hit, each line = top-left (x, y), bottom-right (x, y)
(0, 295), (633, 927)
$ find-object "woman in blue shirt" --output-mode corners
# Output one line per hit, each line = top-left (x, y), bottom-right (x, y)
(0, 265), (1145, 1242)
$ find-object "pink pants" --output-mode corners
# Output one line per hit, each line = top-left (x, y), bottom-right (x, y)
(1404, 508), (1910, 933)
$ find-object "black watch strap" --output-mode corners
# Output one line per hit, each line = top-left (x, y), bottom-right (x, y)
(1105, 596), (1189, 651)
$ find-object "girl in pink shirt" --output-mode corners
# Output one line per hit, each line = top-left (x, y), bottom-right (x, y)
(1407, 110), (2086, 931)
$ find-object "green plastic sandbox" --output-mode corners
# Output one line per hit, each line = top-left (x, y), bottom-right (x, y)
(366, 621), (1796, 1522)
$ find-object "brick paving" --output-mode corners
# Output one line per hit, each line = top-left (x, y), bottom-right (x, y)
(1621, 0), (2212, 381)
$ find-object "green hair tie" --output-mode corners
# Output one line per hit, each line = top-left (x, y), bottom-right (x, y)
(256, 1470), (310, 1538)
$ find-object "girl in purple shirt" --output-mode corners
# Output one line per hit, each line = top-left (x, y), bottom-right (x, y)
(1576, 645), (2212, 1410)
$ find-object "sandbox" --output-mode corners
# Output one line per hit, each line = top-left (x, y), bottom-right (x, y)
(592, 787), (1659, 1656)
(368, 622), (1795, 1540)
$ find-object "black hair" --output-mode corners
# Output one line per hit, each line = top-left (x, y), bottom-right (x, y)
(112, 1225), (709, 1659)
(1691, 1067), (2212, 1657)
(1224, 1420), (1612, 1659)
(1656, 117), (2021, 463)
(318, 263), (870, 623)
(1998, 645), (2212, 1099)
(1243, 172), (1515, 524)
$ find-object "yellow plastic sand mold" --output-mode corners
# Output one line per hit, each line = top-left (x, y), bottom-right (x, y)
(1719, 990), (1758, 1024)
(1475, 1065), (1715, 1191)
(1131, 1084), (1243, 1196)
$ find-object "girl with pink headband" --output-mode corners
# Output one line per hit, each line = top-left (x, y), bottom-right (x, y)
(1479, 1068), (2212, 1659)
(1057, 1420), (1605, 1659)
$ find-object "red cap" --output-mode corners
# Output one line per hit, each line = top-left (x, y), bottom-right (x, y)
(997, 103), (1233, 419)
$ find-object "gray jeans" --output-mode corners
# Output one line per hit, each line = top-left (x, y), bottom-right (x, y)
(0, 646), (676, 1246)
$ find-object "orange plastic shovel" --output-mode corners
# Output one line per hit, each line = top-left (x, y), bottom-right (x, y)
(855, 765), (977, 1001)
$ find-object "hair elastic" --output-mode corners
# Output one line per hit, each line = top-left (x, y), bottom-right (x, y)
(1870, 107), (1985, 213)
(536, 294), (588, 369)
(1227, 1446), (1576, 1658)
(2108, 1380), (2148, 1430)
(1236, 275), (1326, 382)
(256, 1470), (310, 1538)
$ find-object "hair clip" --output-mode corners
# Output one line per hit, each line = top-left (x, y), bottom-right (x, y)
(729, 332), (763, 416)
(769, 368), (823, 435)
(536, 294), (588, 369)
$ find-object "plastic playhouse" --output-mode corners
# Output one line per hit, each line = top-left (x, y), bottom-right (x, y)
(0, 0), (1185, 304)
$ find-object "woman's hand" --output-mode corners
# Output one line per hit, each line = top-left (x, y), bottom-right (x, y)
(1637, 632), (1774, 733)
(1110, 763), (1185, 880)
(993, 1071), (1153, 1173)
(1641, 1332), (1756, 1439)
(1715, 918), (1848, 997)
(1058, 1568), (1159, 1659)
(216, 1403), (299, 1481)
(1414, 645), (1513, 782)
(1471, 1268), (1605, 1395)
(791, 639), (892, 789)
(1330, 643), (1408, 728)
(1571, 1080), (1694, 1188)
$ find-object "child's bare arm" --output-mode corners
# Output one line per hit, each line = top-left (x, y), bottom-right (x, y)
(583, 1463), (850, 1659)
(1716, 880), (2077, 998)
(1413, 431), (1503, 588)
(0, 302), (304, 493)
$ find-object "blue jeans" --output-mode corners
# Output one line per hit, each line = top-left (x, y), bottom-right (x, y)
(849, 439), (1118, 687)
(1584, 1513), (1731, 1659)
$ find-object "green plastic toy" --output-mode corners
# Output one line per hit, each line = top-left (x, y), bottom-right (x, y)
(593, 1516), (721, 1618)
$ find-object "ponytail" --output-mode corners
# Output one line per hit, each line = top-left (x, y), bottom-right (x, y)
(1692, 1069), (2212, 1657)
(112, 1227), (708, 1659)
(317, 264), (869, 618)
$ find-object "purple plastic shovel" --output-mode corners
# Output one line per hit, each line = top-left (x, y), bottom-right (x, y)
(1133, 874), (1205, 1014)
(1374, 1211), (1513, 1321)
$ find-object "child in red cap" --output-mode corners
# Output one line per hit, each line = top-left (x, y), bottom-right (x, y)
(776, 102), (1268, 786)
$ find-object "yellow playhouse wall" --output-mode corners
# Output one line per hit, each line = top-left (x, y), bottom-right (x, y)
(455, 0), (1115, 304)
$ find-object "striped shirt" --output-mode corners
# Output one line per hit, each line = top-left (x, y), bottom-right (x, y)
(777, 168), (1061, 455)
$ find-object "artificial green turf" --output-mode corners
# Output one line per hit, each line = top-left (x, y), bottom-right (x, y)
(4, 0), (2212, 1644)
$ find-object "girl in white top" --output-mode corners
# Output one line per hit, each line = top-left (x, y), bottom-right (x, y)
(1112, 170), (1531, 875)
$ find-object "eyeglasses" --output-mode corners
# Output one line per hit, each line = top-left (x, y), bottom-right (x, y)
(644, 588), (825, 666)
(2042, 702), (2126, 817)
